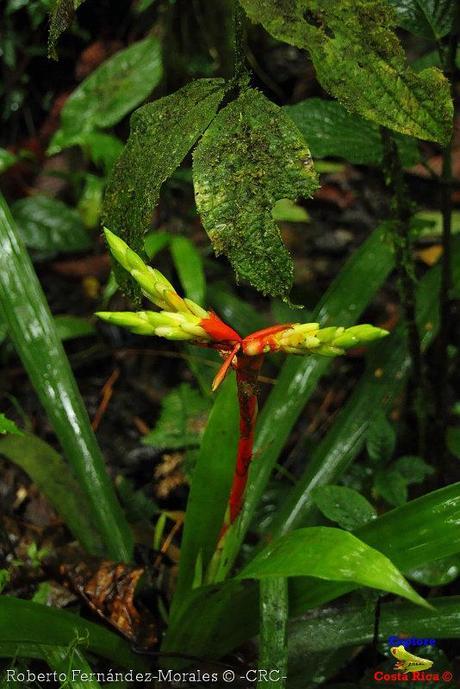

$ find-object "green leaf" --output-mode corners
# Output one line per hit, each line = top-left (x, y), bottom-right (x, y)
(0, 413), (23, 436)
(394, 455), (435, 483)
(407, 556), (460, 587)
(170, 375), (239, 618)
(41, 646), (102, 689)
(0, 192), (132, 561)
(11, 195), (91, 254)
(366, 412), (396, 463)
(170, 235), (206, 305)
(144, 230), (171, 259)
(447, 426), (460, 458)
(0, 432), (103, 555)
(143, 383), (210, 450)
(78, 174), (104, 229)
(48, 0), (86, 59)
(258, 577), (288, 689)
(103, 78), (225, 299)
(193, 88), (318, 298)
(238, 527), (429, 609)
(271, 198), (310, 223)
(82, 132), (124, 172)
(53, 315), (96, 341)
(0, 597), (147, 670)
(239, 0), (453, 144)
(374, 468), (408, 506)
(312, 485), (376, 530)
(284, 98), (420, 167)
(388, 0), (456, 40)
(0, 148), (17, 174)
(49, 36), (163, 152)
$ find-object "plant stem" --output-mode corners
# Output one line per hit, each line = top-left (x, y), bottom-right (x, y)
(380, 128), (427, 456)
(435, 26), (458, 462)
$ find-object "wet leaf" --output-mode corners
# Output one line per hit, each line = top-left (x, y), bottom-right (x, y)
(312, 485), (376, 530)
(49, 36), (163, 153)
(285, 98), (420, 166)
(239, 0), (453, 144)
(388, 0), (456, 40)
(407, 555), (460, 587)
(11, 195), (91, 254)
(104, 78), (225, 299)
(193, 88), (318, 298)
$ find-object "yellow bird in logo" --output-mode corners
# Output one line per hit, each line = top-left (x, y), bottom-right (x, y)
(390, 645), (433, 672)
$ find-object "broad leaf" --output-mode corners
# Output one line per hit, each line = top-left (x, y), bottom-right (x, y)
(366, 411), (396, 463)
(238, 527), (428, 608)
(388, 0), (456, 40)
(312, 485), (376, 530)
(239, 0), (453, 144)
(104, 78), (225, 298)
(11, 195), (91, 254)
(49, 36), (163, 153)
(193, 88), (318, 298)
(284, 98), (420, 166)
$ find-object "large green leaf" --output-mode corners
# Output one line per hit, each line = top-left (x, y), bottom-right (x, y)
(104, 78), (225, 299)
(284, 98), (420, 166)
(171, 375), (239, 617)
(388, 0), (456, 40)
(193, 88), (318, 299)
(0, 432), (103, 555)
(239, 0), (453, 144)
(287, 596), (460, 654)
(0, 192), (132, 561)
(0, 597), (147, 670)
(164, 482), (460, 661)
(11, 195), (91, 254)
(238, 527), (428, 608)
(49, 36), (163, 153)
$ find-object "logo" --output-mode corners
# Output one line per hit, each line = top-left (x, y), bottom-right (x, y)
(390, 645), (433, 672)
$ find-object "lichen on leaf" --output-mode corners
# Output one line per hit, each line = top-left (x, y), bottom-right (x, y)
(193, 88), (318, 299)
(103, 78), (226, 299)
(239, 0), (453, 145)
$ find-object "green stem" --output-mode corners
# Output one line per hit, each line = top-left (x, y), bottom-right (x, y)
(380, 127), (427, 456)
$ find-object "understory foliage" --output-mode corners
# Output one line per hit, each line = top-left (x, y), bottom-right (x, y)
(0, 0), (459, 687)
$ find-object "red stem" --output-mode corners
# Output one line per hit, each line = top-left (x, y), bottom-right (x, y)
(228, 353), (264, 524)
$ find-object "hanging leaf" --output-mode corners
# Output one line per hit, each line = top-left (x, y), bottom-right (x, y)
(11, 195), (91, 254)
(239, 0), (453, 145)
(193, 88), (318, 298)
(388, 0), (456, 40)
(49, 36), (163, 153)
(103, 78), (226, 299)
(312, 485), (377, 530)
(48, 0), (87, 59)
(284, 98), (420, 167)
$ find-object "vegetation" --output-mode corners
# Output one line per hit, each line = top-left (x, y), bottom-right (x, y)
(0, 0), (459, 687)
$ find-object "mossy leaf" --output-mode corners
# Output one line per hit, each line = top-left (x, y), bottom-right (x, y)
(48, 0), (86, 59)
(103, 78), (226, 299)
(239, 0), (453, 145)
(193, 88), (318, 298)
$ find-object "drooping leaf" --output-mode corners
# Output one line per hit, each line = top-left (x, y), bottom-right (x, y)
(0, 431), (103, 555)
(284, 98), (420, 166)
(170, 235), (206, 306)
(388, 0), (456, 40)
(312, 485), (376, 530)
(239, 0), (453, 144)
(103, 78), (226, 299)
(48, 0), (86, 59)
(366, 411), (396, 463)
(143, 383), (210, 450)
(238, 527), (429, 609)
(11, 195), (91, 254)
(49, 36), (163, 153)
(0, 414), (23, 436)
(0, 192), (133, 561)
(193, 88), (318, 298)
